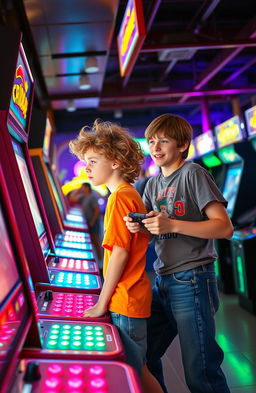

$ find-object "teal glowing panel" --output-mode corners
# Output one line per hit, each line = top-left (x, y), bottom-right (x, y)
(55, 240), (92, 250)
(54, 248), (94, 259)
(46, 324), (106, 351)
(66, 213), (84, 223)
(49, 271), (101, 290)
(64, 230), (89, 238)
(39, 320), (124, 360)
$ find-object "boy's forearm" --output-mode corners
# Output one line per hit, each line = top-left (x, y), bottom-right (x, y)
(171, 218), (233, 239)
(98, 246), (128, 308)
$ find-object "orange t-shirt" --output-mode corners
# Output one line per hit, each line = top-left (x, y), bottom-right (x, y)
(102, 183), (152, 318)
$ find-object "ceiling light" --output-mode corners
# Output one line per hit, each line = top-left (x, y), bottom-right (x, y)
(114, 109), (123, 119)
(85, 57), (99, 73)
(66, 99), (76, 112)
(79, 74), (91, 90)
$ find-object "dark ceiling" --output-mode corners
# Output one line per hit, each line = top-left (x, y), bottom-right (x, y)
(1, 0), (256, 135)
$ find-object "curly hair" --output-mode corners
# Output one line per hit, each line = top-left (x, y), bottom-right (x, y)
(69, 119), (144, 183)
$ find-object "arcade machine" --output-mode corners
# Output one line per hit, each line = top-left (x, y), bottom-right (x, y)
(0, 28), (101, 296)
(229, 105), (256, 314)
(214, 115), (256, 293)
(193, 130), (225, 190)
(43, 115), (85, 224)
(0, 167), (138, 393)
(29, 108), (89, 237)
(28, 108), (94, 258)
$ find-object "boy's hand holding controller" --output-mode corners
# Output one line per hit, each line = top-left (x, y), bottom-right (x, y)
(123, 212), (149, 233)
(128, 212), (148, 225)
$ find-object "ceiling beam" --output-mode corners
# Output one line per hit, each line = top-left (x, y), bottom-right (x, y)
(141, 39), (256, 52)
(100, 87), (256, 102)
(194, 17), (256, 90)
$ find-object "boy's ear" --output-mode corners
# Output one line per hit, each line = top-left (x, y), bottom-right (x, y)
(112, 161), (120, 169)
(179, 141), (189, 153)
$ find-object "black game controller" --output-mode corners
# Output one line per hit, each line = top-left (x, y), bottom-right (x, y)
(128, 212), (148, 225)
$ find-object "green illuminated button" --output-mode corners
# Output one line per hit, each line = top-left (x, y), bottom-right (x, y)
(95, 331), (104, 336)
(62, 330), (71, 335)
(85, 341), (95, 349)
(74, 326), (82, 330)
(59, 340), (70, 349)
(95, 342), (106, 349)
(49, 334), (58, 340)
(47, 340), (58, 348)
(95, 336), (104, 341)
(50, 330), (60, 335)
(72, 341), (82, 349)
(85, 336), (94, 341)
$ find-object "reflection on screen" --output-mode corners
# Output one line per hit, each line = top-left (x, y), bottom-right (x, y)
(0, 204), (20, 306)
(12, 140), (45, 238)
(222, 166), (243, 217)
(46, 164), (65, 217)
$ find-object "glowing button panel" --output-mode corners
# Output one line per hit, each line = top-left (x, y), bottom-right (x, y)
(10, 359), (142, 393)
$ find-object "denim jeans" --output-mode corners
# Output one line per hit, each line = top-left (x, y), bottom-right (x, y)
(110, 312), (147, 376)
(147, 263), (231, 393)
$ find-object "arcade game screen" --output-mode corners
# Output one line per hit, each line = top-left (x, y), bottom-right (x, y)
(46, 163), (65, 217)
(222, 166), (243, 217)
(12, 140), (45, 238)
(0, 204), (20, 306)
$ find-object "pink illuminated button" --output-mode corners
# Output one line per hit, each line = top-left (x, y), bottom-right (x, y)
(47, 364), (63, 375)
(68, 377), (84, 389)
(89, 365), (104, 376)
(89, 377), (107, 389)
(45, 376), (62, 388)
(68, 364), (83, 376)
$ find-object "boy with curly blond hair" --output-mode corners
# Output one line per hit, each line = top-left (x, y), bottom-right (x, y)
(70, 119), (163, 393)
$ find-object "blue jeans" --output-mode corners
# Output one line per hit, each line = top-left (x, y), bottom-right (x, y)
(147, 263), (231, 393)
(110, 312), (147, 376)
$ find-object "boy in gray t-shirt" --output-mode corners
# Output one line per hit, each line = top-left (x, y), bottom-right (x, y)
(124, 114), (233, 393)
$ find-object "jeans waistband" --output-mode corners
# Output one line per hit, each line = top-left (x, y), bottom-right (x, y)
(195, 262), (214, 272)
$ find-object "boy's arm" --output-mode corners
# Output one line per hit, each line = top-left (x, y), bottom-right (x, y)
(89, 204), (101, 226)
(143, 201), (233, 239)
(83, 245), (129, 317)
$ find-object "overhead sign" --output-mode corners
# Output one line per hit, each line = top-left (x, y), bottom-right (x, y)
(117, 0), (146, 77)
(215, 115), (244, 149)
(245, 105), (256, 137)
(9, 45), (33, 133)
(194, 130), (215, 156)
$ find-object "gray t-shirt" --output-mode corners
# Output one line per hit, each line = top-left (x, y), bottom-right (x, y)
(143, 162), (227, 275)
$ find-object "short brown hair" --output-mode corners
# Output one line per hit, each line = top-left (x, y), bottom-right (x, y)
(145, 114), (193, 158)
(69, 119), (144, 183)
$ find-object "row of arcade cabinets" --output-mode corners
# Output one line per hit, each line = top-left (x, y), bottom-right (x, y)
(0, 26), (142, 392)
(192, 112), (256, 315)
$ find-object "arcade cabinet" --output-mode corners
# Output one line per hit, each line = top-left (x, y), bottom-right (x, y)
(214, 115), (256, 293)
(29, 108), (89, 237)
(194, 130), (225, 190)
(229, 105), (256, 314)
(0, 168), (137, 393)
(0, 29), (101, 296)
